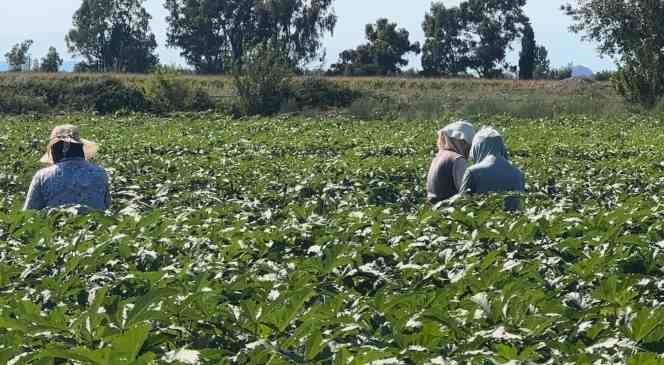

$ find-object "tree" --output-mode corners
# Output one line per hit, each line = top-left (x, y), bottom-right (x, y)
(519, 23), (536, 80)
(422, 0), (528, 78)
(563, 0), (664, 106)
(66, 0), (158, 73)
(40, 47), (64, 73)
(533, 45), (551, 78)
(164, 0), (254, 74)
(421, 4), (470, 76)
(4, 40), (34, 72)
(164, 0), (336, 74)
(330, 18), (421, 76)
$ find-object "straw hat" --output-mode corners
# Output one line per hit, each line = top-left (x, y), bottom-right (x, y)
(40, 124), (98, 164)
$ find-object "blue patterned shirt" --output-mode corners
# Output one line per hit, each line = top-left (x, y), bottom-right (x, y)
(23, 158), (111, 211)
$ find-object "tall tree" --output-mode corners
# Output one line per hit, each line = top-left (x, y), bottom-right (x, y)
(164, 0), (336, 74)
(164, 0), (254, 74)
(66, 0), (158, 73)
(422, 0), (528, 78)
(421, 4), (470, 76)
(533, 45), (550, 78)
(563, 0), (664, 106)
(40, 47), (64, 73)
(4, 40), (34, 72)
(330, 18), (421, 76)
(519, 22), (536, 80)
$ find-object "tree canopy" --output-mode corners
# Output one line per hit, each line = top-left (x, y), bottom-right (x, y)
(330, 18), (421, 76)
(4, 40), (34, 72)
(164, 0), (337, 74)
(66, 0), (158, 73)
(40, 47), (64, 73)
(422, 0), (528, 78)
(519, 23), (536, 80)
(563, 0), (664, 106)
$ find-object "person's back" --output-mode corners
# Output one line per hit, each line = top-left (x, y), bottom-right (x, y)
(24, 124), (111, 212)
(462, 155), (525, 194)
(25, 158), (110, 211)
(460, 127), (525, 195)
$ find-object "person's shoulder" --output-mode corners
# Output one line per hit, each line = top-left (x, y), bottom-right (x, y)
(85, 162), (109, 176)
(34, 165), (58, 179)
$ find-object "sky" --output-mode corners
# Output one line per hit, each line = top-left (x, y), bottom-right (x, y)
(0, 0), (616, 72)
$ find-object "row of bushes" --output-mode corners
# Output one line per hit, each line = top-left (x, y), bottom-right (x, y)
(0, 74), (359, 115)
(0, 76), (213, 114)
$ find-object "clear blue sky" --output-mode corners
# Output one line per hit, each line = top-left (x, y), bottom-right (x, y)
(0, 0), (616, 71)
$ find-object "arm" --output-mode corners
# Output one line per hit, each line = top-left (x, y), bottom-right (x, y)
(458, 170), (474, 195)
(426, 157), (442, 203)
(452, 158), (468, 191)
(23, 174), (45, 210)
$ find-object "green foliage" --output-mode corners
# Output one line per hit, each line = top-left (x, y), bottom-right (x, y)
(291, 77), (358, 109)
(518, 23), (536, 80)
(143, 72), (213, 113)
(0, 93), (49, 114)
(0, 78), (146, 114)
(613, 63), (664, 107)
(594, 70), (615, 82)
(66, 0), (158, 73)
(164, 0), (336, 73)
(533, 45), (551, 79)
(563, 0), (664, 107)
(329, 18), (421, 76)
(2, 114), (664, 363)
(233, 45), (293, 116)
(422, 0), (528, 77)
(39, 47), (63, 73)
(4, 40), (34, 72)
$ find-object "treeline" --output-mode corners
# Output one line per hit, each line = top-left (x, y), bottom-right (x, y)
(3, 0), (664, 107)
(2, 0), (569, 79)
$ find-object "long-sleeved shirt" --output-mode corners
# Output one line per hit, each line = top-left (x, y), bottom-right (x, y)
(23, 157), (111, 211)
(426, 150), (468, 203)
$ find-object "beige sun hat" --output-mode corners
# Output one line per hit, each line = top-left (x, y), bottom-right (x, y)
(40, 124), (98, 164)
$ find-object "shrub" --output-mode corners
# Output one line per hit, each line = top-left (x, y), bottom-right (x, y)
(143, 73), (213, 113)
(72, 79), (147, 113)
(594, 70), (615, 82)
(0, 93), (49, 114)
(291, 77), (357, 109)
(0, 78), (146, 114)
(613, 64), (664, 108)
(233, 45), (293, 116)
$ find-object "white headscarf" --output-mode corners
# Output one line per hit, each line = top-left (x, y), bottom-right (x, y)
(439, 120), (475, 157)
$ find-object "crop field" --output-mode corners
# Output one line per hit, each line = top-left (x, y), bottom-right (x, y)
(2, 113), (664, 364)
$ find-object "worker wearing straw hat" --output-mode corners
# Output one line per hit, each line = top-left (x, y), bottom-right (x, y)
(24, 124), (110, 211)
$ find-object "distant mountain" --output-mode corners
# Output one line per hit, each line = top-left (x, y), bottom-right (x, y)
(571, 65), (593, 78)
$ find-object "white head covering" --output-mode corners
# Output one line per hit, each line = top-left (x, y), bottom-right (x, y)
(40, 124), (98, 165)
(470, 127), (508, 162)
(440, 120), (475, 146)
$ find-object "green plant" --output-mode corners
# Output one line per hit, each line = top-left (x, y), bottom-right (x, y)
(2, 113), (664, 363)
(143, 72), (213, 113)
(233, 45), (293, 116)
